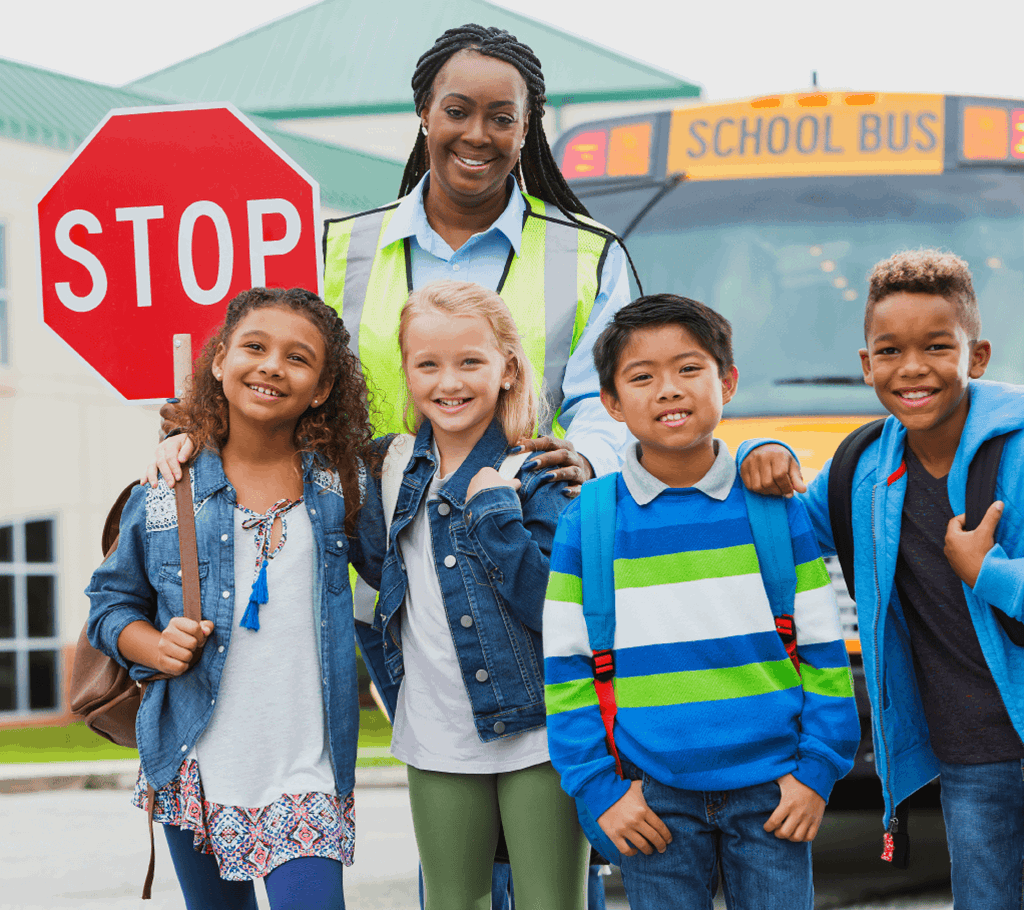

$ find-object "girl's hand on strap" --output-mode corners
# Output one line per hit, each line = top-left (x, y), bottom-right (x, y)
(157, 617), (214, 676)
(512, 435), (593, 497)
(467, 467), (521, 502)
(117, 617), (214, 676)
(142, 433), (194, 488)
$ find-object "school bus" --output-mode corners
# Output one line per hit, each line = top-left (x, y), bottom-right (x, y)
(555, 92), (1024, 783)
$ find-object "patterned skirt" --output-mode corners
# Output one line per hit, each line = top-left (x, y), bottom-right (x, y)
(132, 759), (356, 881)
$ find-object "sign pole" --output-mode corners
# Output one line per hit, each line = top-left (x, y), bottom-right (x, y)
(172, 334), (192, 400)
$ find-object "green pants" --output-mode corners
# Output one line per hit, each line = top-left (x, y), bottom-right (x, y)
(407, 761), (589, 910)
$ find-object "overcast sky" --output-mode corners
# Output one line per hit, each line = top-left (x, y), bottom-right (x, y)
(3, 0), (1023, 102)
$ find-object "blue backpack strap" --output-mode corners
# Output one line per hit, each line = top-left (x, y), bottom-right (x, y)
(580, 473), (619, 650)
(741, 484), (800, 672)
(741, 486), (796, 618)
(576, 473), (625, 866)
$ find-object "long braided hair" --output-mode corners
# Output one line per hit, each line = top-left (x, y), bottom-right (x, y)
(398, 24), (590, 221)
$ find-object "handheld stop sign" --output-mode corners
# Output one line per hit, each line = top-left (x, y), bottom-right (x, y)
(36, 104), (323, 401)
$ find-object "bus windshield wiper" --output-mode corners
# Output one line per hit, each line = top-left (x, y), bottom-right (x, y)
(774, 376), (864, 386)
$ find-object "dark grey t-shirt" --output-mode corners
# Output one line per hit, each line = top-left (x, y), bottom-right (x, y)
(894, 445), (1024, 764)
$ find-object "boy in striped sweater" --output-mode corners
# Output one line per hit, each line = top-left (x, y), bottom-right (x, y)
(543, 294), (859, 909)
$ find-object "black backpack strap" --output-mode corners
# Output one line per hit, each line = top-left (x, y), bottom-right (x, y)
(965, 434), (1024, 645)
(827, 419), (886, 602)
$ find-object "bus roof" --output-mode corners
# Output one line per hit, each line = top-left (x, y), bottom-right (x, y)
(556, 92), (1024, 183)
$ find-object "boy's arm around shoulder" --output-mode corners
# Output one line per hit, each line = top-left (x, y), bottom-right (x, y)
(463, 460), (570, 632)
(85, 483), (160, 671)
(542, 496), (632, 822)
(737, 437), (837, 556)
(783, 494), (859, 800)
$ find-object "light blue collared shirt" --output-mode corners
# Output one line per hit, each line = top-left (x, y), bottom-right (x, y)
(378, 173), (631, 476)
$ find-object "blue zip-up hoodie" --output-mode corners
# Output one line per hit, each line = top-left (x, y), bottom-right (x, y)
(739, 380), (1024, 827)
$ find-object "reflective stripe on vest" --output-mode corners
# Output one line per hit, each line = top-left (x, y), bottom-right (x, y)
(322, 193), (611, 437)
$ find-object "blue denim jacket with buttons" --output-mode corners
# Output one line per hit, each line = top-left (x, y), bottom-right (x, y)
(357, 418), (569, 743)
(86, 448), (385, 791)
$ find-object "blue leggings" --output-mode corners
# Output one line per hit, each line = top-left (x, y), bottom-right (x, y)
(163, 824), (346, 910)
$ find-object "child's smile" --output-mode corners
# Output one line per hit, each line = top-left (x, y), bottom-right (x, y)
(860, 292), (990, 446)
(403, 307), (514, 454)
(601, 323), (738, 487)
(214, 306), (331, 433)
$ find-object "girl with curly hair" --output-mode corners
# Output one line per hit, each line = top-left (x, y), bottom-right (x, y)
(86, 287), (383, 910)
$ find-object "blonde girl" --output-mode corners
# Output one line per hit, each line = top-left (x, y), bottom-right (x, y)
(357, 280), (590, 910)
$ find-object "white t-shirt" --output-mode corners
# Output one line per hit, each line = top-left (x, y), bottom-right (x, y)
(390, 465), (549, 773)
(193, 505), (336, 807)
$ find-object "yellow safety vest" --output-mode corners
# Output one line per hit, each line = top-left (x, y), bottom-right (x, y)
(322, 193), (613, 437)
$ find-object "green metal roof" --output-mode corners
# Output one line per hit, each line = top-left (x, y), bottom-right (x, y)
(0, 56), (403, 212)
(129, 0), (700, 118)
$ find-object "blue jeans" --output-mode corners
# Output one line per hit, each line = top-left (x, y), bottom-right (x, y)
(939, 758), (1024, 910)
(617, 761), (812, 910)
(163, 824), (346, 910)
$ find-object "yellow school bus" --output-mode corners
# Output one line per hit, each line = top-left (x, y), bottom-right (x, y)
(555, 92), (1024, 782)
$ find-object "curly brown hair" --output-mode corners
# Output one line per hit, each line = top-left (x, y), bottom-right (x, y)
(177, 287), (375, 533)
(865, 250), (980, 341)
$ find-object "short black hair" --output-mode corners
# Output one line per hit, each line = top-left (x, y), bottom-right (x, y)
(864, 249), (980, 341)
(594, 294), (734, 395)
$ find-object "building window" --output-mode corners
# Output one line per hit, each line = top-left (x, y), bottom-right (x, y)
(0, 518), (60, 713)
(0, 221), (7, 366)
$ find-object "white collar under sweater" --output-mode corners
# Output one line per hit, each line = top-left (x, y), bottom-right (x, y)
(621, 439), (736, 506)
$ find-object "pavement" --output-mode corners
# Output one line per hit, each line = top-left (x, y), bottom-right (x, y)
(0, 755), (406, 794)
(0, 759), (953, 910)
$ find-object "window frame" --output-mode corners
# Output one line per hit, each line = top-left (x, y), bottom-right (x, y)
(0, 514), (62, 715)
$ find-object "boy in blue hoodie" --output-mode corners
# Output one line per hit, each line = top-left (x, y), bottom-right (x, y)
(740, 250), (1024, 909)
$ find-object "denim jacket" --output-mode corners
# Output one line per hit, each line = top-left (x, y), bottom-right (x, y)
(355, 419), (569, 743)
(86, 449), (384, 792)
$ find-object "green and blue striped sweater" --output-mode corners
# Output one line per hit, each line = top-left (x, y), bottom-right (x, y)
(543, 471), (859, 824)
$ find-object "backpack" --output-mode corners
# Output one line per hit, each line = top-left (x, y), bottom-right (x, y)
(826, 419), (1019, 869)
(827, 419), (1022, 644)
(70, 473), (202, 900)
(574, 472), (800, 865)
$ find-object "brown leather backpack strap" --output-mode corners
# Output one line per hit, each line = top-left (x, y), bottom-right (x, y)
(174, 471), (202, 624)
(143, 783), (156, 899)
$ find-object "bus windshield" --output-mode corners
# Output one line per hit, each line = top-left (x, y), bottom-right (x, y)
(582, 169), (1024, 418)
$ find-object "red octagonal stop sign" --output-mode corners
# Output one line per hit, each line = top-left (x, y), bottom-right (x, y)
(37, 104), (322, 400)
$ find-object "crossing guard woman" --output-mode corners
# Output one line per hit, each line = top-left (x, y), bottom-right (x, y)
(322, 24), (635, 480)
(326, 24), (635, 910)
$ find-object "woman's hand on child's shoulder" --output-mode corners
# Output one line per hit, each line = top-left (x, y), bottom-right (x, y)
(512, 435), (592, 497)
(156, 618), (214, 676)
(467, 467), (521, 502)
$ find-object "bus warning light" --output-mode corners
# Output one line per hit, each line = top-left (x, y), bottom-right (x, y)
(561, 130), (607, 178)
(607, 123), (652, 177)
(1012, 111), (1024, 160)
(963, 107), (1009, 160)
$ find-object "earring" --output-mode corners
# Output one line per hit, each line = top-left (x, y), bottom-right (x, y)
(520, 139), (525, 149)
(312, 399), (318, 406)
(421, 125), (428, 137)
(503, 382), (511, 390)
(214, 371), (222, 381)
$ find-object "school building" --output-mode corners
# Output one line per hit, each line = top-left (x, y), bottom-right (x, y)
(0, 1), (699, 726)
